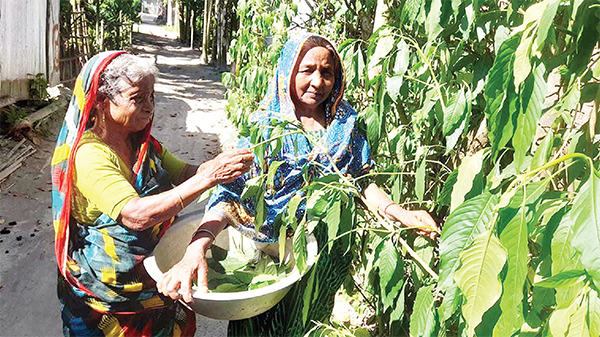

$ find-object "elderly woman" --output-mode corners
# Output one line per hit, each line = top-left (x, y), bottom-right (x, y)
(51, 51), (253, 336)
(159, 33), (438, 335)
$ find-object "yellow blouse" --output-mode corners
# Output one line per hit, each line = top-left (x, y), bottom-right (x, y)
(71, 131), (187, 224)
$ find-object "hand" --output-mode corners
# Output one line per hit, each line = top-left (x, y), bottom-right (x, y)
(157, 239), (211, 303)
(386, 205), (439, 240)
(197, 149), (254, 186)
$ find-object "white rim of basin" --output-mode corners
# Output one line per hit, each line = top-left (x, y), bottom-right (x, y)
(143, 234), (319, 302)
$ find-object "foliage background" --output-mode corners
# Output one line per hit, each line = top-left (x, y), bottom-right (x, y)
(223, 0), (600, 336)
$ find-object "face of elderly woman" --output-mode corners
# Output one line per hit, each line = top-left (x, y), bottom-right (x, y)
(105, 75), (155, 132)
(290, 46), (335, 114)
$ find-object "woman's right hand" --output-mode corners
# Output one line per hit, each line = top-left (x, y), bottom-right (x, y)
(197, 148), (254, 186)
(157, 238), (211, 303)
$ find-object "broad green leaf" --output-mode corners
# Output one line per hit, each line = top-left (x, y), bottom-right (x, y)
(450, 149), (485, 212)
(560, 83), (581, 114)
(414, 235), (434, 279)
(484, 33), (520, 157)
(535, 270), (586, 288)
(438, 168), (458, 207)
(455, 230), (507, 337)
(386, 76), (403, 103)
(535, 0), (560, 52)
(513, 27), (534, 89)
(445, 111), (469, 154)
(549, 287), (591, 337)
(589, 289), (600, 337)
(285, 194), (303, 228)
(439, 191), (499, 320)
(293, 220), (307, 274)
(570, 9), (600, 75)
(410, 284), (437, 337)
(530, 128), (554, 170)
(494, 198), (528, 336)
(339, 199), (355, 254)
(426, 0), (443, 40)
(325, 198), (341, 252)
(548, 298), (579, 337)
(552, 212), (585, 306)
(443, 88), (467, 137)
(494, 26), (511, 56)
(254, 193), (266, 233)
(393, 40), (410, 75)
(266, 160), (284, 187)
(241, 175), (265, 201)
(377, 239), (404, 311)
(364, 105), (381, 146)
(514, 63), (547, 170)
(401, 0), (423, 23)
(369, 34), (395, 69)
(301, 265), (316, 325)
(571, 173), (600, 284)
(389, 283), (406, 324)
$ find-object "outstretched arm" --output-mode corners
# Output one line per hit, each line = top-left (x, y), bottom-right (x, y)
(362, 183), (439, 239)
(119, 149), (253, 231)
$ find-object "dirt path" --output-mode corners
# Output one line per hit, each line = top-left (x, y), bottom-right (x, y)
(0, 29), (235, 336)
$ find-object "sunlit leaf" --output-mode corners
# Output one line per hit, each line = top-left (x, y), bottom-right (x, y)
(293, 220), (307, 274)
(535, 270), (586, 288)
(386, 76), (403, 103)
(484, 33), (520, 157)
(552, 211), (585, 306)
(376, 239), (404, 311)
(571, 173), (600, 285)
(494, 198), (528, 336)
(426, 0), (443, 40)
(410, 284), (437, 337)
(455, 230), (507, 337)
(325, 198), (341, 252)
(439, 191), (499, 320)
(514, 62), (547, 171)
(450, 149), (485, 212)
(443, 88), (467, 137)
(368, 33), (395, 70)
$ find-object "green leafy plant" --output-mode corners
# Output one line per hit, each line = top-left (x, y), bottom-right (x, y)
(223, 0), (600, 335)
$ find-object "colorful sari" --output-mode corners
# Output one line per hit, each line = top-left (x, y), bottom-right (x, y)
(206, 33), (373, 336)
(51, 51), (195, 336)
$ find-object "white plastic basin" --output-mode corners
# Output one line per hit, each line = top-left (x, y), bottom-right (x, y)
(143, 210), (318, 320)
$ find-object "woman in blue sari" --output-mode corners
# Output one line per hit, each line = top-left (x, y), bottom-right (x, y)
(158, 33), (438, 336)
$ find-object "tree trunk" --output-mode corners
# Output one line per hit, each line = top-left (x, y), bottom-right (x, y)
(200, 0), (213, 64)
(167, 0), (173, 26)
(190, 10), (195, 49)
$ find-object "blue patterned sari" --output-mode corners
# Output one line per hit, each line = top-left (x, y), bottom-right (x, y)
(208, 33), (374, 336)
(207, 32), (373, 243)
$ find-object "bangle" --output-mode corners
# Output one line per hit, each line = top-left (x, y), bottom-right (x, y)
(175, 189), (185, 211)
(193, 228), (216, 241)
(378, 201), (395, 216)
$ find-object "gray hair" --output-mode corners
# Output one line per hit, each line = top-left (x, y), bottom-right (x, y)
(97, 54), (157, 101)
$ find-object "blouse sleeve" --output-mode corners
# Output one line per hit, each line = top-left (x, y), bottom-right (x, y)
(159, 146), (187, 179)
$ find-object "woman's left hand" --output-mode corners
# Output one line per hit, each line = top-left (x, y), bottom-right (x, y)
(385, 205), (439, 240)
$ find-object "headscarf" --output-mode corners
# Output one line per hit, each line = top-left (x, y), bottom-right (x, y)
(207, 33), (374, 242)
(51, 51), (157, 301)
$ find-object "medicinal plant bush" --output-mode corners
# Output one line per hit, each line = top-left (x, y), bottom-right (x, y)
(223, 0), (600, 335)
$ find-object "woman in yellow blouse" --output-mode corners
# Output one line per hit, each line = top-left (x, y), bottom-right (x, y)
(51, 51), (253, 336)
